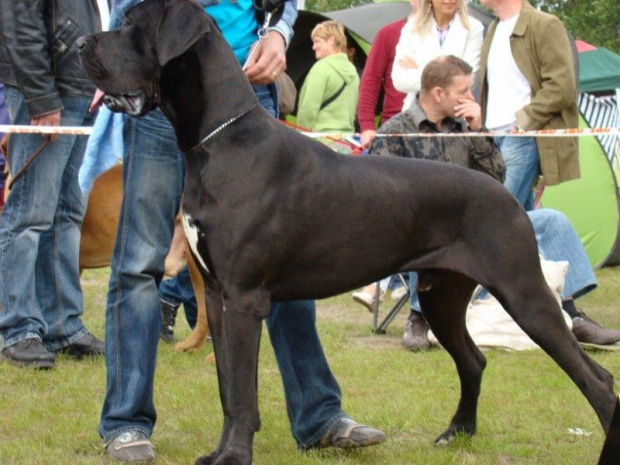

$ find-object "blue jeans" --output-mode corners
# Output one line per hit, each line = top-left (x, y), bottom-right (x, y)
(0, 86), (94, 350)
(408, 273), (421, 313)
(529, 209), (597, 300)
(159, 268), (198, 328)
(100, 84), (344, 447)
(494, 135), (540, 211)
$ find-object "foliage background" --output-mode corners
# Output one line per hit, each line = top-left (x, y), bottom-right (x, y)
(304, 0), (620, 53)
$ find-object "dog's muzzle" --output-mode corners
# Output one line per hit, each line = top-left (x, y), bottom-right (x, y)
(103, 91), (154, 117)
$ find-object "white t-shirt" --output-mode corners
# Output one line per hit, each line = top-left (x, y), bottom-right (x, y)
(97, 0), (110, 31)
(484, 15), (531, 130)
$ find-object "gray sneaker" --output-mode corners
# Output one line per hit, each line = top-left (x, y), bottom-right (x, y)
(306, 417), (386, 450)
(105, 431), (155, 462)
(402, 311), (430, 351)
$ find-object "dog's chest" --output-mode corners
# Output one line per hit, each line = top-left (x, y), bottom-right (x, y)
(181, 212), (210, 274)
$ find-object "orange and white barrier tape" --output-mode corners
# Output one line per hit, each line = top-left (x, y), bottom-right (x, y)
(0, 124), (93, 135)
(301, 126), (620, 139)
(1, 124), (619, 139)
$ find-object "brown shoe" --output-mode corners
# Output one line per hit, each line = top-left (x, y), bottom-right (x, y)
(572, 312), (620, 345)
(2, 338), (55, 369)
(402, 311), (430, 351)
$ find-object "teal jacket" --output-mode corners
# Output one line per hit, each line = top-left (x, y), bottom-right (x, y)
(297, 52), (360, 132)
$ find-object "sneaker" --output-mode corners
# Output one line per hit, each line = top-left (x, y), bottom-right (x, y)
(160, 299), (179, 343)
(390, 286), (408, 301)
(352, 289), (385, 313)
(402, 311), (430, 351)
(306, 417), (386, 450)
(1, 338), (55, 369)
(572, 311), (620, 345)
(105, 430), (155, 462)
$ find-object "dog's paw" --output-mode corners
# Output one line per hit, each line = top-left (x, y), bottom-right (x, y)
(195, 452), (250, 465)
(434, 425), (475, 447)
(195, 453), (217, 465)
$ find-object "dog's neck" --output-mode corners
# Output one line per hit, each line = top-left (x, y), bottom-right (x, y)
(159, 30), (259, 152)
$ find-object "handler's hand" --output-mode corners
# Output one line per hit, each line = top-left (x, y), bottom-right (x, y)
(361, 129), (377, 148)
(31, 111), (61, 142)
(245, 31), (287, 85)
(455, 98), (482, 131)
(89, 88), (105, 113)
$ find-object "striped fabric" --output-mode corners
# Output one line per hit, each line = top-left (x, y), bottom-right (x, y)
(578, 91), (620, 169)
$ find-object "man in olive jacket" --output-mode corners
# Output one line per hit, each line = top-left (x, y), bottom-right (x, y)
(0, 0), (104, 368)
(478, 0), (579, 211)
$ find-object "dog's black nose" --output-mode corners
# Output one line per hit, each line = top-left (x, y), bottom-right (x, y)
(76, 36), (88, 50)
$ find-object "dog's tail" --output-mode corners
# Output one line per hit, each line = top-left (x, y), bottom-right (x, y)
(598, 395), (620, 464)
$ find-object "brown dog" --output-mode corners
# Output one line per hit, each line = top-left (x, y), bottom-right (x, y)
(1, 134), (210, 354)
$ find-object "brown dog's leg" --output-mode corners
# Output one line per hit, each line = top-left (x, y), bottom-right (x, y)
(164, 213), (188, 277)
(417, 270), (483, 445)
(174, 243), (212, 360)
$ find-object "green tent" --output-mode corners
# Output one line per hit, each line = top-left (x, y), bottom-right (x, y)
(579, 47), (620, 93)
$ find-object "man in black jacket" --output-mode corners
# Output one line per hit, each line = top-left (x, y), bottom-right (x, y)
(0, 0), (104, 368)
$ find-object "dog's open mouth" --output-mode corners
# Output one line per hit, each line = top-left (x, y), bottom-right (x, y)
(103, 91), (152, 116)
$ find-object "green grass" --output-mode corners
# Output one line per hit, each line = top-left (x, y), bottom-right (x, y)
(1, 267), (619, 464)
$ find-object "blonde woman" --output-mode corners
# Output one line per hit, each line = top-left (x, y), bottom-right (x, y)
(392, 0), (483, 110)
(297, 21), (360, 132)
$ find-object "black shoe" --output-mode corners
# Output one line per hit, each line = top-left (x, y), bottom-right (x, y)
(57, 332), (104, 358)
(2, 339), (55, 369)
(304, 417), (386, 450)
(572, 311), (620, 345)
(402, 311), (430, 351)
(160, 300), (179, 344)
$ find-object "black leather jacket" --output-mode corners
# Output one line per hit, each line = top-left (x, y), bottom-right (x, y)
(0, 0), (102, 117)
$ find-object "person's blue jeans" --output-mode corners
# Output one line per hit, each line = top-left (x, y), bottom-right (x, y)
(100, 84), (344, 447)
(408, 272), (421, 313)
(0, 86), (94, 350)
(529, 209), (597, 300)
(159, 268), (198, 328)
(494, 135), (540, 211)
(100, 107), (184, 441)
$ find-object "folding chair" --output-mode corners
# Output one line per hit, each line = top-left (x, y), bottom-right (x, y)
(371, 273), (410, 334)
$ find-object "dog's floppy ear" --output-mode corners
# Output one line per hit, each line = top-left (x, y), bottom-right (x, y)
(156, 0), (211, 66)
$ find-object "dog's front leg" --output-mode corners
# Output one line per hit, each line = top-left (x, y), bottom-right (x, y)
(196, 287), (269, 465)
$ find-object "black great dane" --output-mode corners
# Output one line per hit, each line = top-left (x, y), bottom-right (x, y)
(77, 0), (620, 463)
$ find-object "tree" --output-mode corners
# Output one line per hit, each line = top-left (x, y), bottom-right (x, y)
(470, 0), (620, 53)
(304, 0), (371, 13)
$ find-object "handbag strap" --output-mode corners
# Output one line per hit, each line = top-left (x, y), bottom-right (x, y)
(320, 81), (346, 111)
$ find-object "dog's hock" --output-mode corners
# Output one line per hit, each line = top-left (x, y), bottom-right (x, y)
(155, 0), (211, 66)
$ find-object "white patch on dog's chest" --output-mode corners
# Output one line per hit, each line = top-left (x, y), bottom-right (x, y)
(181, 212), (209, 273)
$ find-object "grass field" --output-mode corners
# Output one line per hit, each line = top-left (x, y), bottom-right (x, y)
(0, 267), (619, 464)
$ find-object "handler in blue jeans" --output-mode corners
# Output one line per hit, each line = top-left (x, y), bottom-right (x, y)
(0, 0), (104, 369)
(96, 0), (384, 462)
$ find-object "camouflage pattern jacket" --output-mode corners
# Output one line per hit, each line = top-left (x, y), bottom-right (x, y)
(369, 99), (506, 183)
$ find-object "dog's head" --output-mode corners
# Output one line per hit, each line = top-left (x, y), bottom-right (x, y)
(78, 0), (210, 116)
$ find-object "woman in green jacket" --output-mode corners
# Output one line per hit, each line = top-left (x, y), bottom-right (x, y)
(297, 21), (360, 132)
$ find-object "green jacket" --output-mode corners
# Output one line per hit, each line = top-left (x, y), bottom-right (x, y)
(297, 52), (360, 132)
(479, 1), (579, 186)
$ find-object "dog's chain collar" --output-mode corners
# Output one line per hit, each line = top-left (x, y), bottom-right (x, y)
(188, 103), (257, 153)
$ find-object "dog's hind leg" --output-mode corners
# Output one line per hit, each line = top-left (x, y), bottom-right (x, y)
(495, 282), (617, 433)
(416, 270), (485, 445)
(196, 288), (269, 465)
